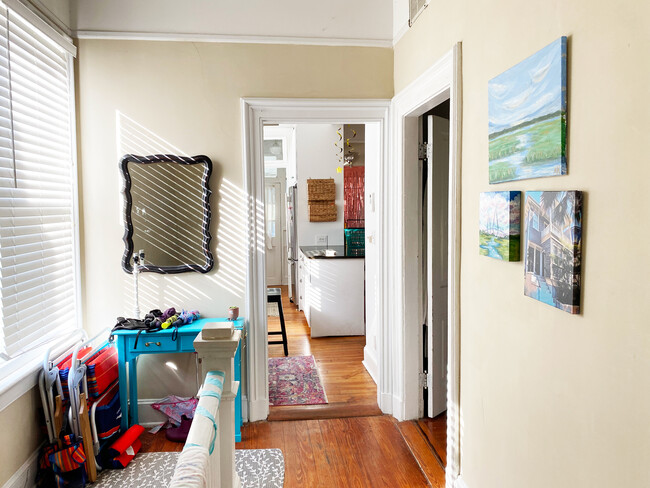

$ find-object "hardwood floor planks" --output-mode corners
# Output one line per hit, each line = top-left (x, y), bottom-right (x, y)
(417, 412), (447, 466)
(267, 286), (380, 420)
(397, 420), (446, 487)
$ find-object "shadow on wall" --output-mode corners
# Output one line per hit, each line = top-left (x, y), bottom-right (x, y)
(115, 111), (248, 312)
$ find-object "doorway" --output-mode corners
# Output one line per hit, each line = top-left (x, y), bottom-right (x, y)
(241, 99), (391, 424)
(263, 121), (382, 420)
(419, 101), (450, 470)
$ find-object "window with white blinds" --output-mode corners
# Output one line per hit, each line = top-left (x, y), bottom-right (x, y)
(0, 4), (77, 360)
(409, 0), (428, 27)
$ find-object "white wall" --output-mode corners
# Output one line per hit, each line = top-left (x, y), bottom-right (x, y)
(71, 0), (392, 45)
(296, 124), (345, 247)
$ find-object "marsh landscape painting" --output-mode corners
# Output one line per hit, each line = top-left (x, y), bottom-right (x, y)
(488, 37), (567, 183)
(523, 191), (582, 314)
(479, 191), (521, 261)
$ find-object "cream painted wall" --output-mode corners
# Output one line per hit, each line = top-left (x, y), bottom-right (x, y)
(76, 40), (392, 399)
(395, 1), (650, 487)
(0, 387), (44, 486)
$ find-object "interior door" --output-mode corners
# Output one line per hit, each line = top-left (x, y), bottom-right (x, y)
(427, 114), (450, 418)
(265, 181), (283, 285)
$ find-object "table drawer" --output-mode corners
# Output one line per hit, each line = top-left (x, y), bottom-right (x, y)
(179, 333), (201, 351)
(125, 335), (180, 353)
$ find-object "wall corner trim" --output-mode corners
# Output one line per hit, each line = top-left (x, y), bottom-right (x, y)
(74, 30), (393, 49)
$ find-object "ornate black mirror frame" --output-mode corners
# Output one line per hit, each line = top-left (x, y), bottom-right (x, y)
(120, 154), (214, 274)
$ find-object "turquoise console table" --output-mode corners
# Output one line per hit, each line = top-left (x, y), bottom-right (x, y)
(112, 317), (245, 441)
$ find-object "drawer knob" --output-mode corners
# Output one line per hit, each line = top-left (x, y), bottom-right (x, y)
(145, 341), (161, 347)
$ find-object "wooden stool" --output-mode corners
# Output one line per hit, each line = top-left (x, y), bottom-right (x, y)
(267, 288), (288, 356)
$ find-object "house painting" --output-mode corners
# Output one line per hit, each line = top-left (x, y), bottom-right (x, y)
(523, 191), (582, 314)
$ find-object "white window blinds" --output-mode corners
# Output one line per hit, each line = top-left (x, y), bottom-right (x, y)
(0, 4), (77, 358)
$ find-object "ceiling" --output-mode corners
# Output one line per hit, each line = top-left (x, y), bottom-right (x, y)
(70, 0), (395, 46)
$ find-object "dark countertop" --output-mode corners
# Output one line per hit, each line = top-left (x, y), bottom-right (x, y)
(300, 245), (364, 259)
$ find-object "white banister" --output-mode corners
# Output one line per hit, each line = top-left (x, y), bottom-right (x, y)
(170, 324), (242, 488)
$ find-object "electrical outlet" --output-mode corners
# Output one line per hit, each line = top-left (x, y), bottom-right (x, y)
(316, 235), (328, 246)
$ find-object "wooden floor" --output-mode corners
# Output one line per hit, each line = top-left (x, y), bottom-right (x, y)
(267, 285), (381, 420)
(136, 286), (447, 486)
(396, 412), (447, 487)
(140, 416), (433, 487)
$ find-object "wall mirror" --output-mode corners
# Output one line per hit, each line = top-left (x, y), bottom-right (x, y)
(120, 154), (213, 273)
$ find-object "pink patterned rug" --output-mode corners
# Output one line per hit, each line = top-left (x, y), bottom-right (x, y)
(268, 355), (328, 406)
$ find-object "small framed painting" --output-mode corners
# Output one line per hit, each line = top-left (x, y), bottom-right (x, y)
(479, 191), (521, 261)
(523, 191), (582, 314)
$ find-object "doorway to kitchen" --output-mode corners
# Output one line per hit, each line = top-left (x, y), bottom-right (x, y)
(263, 121), (382, 421)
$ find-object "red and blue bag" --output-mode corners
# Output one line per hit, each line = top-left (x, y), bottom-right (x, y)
(39, 434), (87, 488)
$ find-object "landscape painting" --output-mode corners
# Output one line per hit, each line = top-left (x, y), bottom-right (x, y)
(523, 191), (582, 314)
(488, 37), (567, 183)
(479, 191), (521, 261)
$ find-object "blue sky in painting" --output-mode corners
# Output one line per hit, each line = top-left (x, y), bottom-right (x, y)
(488, 37), (566, 134)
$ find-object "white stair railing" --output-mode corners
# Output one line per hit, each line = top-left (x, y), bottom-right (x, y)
(170, 325), (242, 488)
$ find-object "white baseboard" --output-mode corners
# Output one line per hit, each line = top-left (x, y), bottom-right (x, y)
(241, 395), (249, 423)
(138, 393), (251, 427)
(137, 398), (171, 427)
(247, 397), (269, 422)
(453, 476), (469, 488)
(378, 391), (393, 415)
(362, 346), (378, 384)
(2, 445), (41, 488)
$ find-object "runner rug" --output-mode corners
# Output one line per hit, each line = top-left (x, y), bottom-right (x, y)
(268, 355), (328, 406)
(93, 449), (284, 488)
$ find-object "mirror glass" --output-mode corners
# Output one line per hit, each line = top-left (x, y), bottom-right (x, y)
(121, 154), (213, 273)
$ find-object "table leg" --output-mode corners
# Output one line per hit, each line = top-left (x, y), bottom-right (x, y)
(117, 340), (129, 432)
(128, 357), (139, 427)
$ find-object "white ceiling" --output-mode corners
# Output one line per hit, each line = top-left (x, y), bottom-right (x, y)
(71, 0), (395, 46)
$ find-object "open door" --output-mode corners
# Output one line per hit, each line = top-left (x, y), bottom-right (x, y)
(264, 180), (284, 285)
(427, 114), (450, 418)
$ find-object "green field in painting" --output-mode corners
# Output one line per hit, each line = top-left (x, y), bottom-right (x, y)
(479, 232), (520, 261)
(489, 113), (566, 183)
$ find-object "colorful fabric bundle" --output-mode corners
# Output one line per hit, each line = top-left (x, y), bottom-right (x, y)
(86, 346), (118, 398)
(104, 424), (144, 469)
(92, 381), (121, 440)
(57, 347), (92, 402)
(40, 434), (87, 487)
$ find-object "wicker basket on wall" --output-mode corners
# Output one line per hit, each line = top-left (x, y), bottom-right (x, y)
(307, 178), (337, 222)
(308, 202), (337, 222)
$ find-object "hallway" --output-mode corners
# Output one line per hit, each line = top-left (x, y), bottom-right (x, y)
(267, 286), (381, 420)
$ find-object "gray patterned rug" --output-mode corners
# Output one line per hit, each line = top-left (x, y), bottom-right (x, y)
(93, 449), (284, 487)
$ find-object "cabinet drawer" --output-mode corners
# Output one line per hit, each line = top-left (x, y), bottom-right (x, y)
(179, 333), (201, 351)
(126, 334), (180, 353)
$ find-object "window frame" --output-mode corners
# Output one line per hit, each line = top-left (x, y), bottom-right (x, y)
(0, 3), (81, 410)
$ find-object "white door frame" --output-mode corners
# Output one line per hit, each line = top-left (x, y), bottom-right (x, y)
(390, 45), (463, 487)
(241, 98), (391, 423)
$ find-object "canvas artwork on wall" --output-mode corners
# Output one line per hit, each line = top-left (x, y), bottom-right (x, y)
(479, 191), (521, 261)
(523, 191), (582, 314)
(488, 36), (567, 184)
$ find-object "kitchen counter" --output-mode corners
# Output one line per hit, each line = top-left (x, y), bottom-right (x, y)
(298, 248), (365, 338)
(300, 245), (363, 259)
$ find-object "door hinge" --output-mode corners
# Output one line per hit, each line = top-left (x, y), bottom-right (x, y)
(418, 143), (432, 160)
(419, 371), (429, 390)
